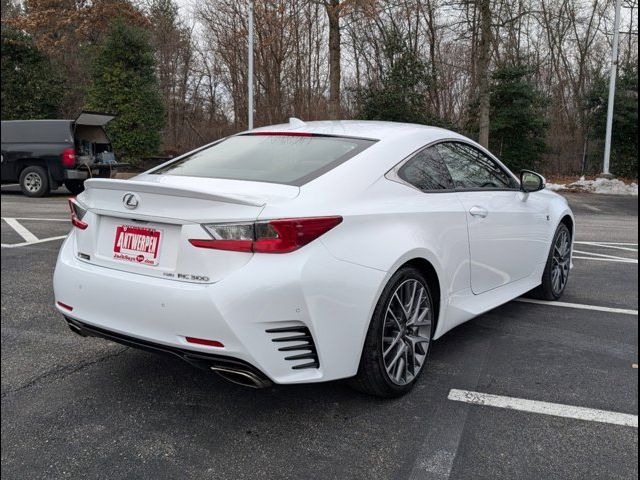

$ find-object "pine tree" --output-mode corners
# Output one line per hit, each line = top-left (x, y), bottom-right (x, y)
(85, 20), (164, 165)
(357, 31), (446, 127)
(489, 64), (549, 172)
(1, 24), (63, 120)
(585, 62), (638, 179)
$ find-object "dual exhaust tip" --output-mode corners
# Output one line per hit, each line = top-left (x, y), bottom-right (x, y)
(210, 366), (272, 389)
(64, 317), (273, 389)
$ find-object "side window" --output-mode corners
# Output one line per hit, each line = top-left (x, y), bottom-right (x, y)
(397, 146), (454, 191)
(435, 142), (517, 190)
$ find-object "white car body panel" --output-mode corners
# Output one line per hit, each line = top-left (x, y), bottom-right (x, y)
(457, 190), (550, 294)
(53, 120), (574, 384)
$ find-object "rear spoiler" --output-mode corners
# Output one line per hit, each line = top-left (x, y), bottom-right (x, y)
(83, 178), (266, 207)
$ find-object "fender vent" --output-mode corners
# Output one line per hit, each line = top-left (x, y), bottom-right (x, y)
(265, 326), (319, 370)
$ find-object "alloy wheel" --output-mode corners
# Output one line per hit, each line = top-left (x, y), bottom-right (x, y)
(381, 279), (433, 386)
(551, 228), (571, 295)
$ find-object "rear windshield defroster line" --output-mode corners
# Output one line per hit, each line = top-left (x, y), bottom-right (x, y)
(152, 134), (376, 186)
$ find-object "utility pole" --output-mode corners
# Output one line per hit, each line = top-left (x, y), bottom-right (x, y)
(602, 0), (622, 177)
(247, 0), (254, 130)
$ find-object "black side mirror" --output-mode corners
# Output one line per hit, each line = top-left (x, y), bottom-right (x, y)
(520, 170), (546, 193)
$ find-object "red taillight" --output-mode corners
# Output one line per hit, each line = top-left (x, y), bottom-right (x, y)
(185, 337), (224, 348)
(61, 148), (76, 167)
(189, 216), (342, 254)
(254, 217), (343, 253)
(57, 301), (73, 311)
(68, 198), (88, 230)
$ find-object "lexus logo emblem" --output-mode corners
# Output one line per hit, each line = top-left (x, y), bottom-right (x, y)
(122, 193), (140, 209)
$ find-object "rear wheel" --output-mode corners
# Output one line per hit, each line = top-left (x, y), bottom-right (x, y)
(19, 166), (50, 197)
(64, 180), (85, 195)
(533, 223), (572, 300)
(351, 267), (435, 397)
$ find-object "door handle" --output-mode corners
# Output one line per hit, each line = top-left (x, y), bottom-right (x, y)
(469, 206), (488, 218)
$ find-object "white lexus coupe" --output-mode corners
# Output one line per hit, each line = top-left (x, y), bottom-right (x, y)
(54, 120), (574, 397)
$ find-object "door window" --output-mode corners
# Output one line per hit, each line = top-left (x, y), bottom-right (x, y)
(397, 146), (454, 191)
(435, 142), (517, 190)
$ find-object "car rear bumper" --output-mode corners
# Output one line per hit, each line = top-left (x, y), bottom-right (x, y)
(64, 316), (273, 387)
(53, 234), (386, 384)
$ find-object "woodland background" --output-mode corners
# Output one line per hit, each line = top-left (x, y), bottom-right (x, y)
(1, 0), (637, 177)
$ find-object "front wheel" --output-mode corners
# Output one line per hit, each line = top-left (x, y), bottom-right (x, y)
(351, 267), (435, 397)
(534, 223), (572, 300)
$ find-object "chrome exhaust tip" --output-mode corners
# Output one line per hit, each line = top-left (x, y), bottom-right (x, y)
(210, 366), (272, 389)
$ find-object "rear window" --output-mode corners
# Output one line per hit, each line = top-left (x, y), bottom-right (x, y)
(152, 134), (375, 186)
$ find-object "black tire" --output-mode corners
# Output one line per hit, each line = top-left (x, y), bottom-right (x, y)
(64, 180), (85, 195)
(532, 223), (572, 300)
(351, 266), (435, 398)
(19, 165), (50, 197)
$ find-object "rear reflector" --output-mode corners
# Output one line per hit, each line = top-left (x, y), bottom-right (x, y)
(57, 301), (73, 311)
(185, 337), (224, 348)
(189, 216), (342, 254)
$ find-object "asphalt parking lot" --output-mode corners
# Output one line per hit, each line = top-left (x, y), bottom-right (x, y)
(1, 186), (637, 480)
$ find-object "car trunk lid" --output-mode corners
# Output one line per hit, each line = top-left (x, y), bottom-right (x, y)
(72, 177), (299, 283)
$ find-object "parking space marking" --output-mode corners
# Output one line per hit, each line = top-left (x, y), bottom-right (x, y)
(572, 256), (637, 264)
(574, 249), (637, 261)
(10, 217), (68, 222)
(1, 216), (70, 248)
(515, 298), (638, 316)
(575, 241), (638, 246)
(574, 242), (638, 253)
(448, 389), (638, 428)
(3, 218), (39, 243)
(572, 241), (637, 265)
(1, 235), (67, 249)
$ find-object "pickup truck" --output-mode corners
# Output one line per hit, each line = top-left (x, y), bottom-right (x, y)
(1, 112), (121, 197)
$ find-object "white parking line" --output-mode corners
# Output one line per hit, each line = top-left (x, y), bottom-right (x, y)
(572, 256), (637, 264)
(3, 218), (39, 243)
(1, 216), (70, 248)
(574, 242), (638, 253)
(1, 235), (67, 249)
(448, 389), (638, 428)
(10, 217), (69, 222)
(575, 241), (638, 246)
(515, 298), (638, 316)
(574, 249), (636, 261)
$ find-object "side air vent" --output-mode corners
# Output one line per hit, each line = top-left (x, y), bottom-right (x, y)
(265, 326), (319, 370)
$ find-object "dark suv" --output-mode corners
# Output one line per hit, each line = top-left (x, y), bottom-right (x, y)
(1, 112), (120, 197)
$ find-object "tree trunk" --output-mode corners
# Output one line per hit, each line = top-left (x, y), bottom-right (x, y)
(477, 0), (492, 148)
(326, 0), (341, 119)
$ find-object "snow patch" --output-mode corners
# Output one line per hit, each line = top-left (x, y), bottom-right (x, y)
(546, 176), (638, 196)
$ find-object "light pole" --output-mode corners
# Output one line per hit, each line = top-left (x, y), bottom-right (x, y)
(247, 0), (254, 130)
(602, 0), (622, 177)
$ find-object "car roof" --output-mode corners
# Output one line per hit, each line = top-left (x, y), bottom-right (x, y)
(247, 120), (462, 142)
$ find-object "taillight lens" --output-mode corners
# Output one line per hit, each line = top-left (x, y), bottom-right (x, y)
(189, 216), (342, 253)
(68, 198), (88, 230)
(61, 148), (76, 167)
